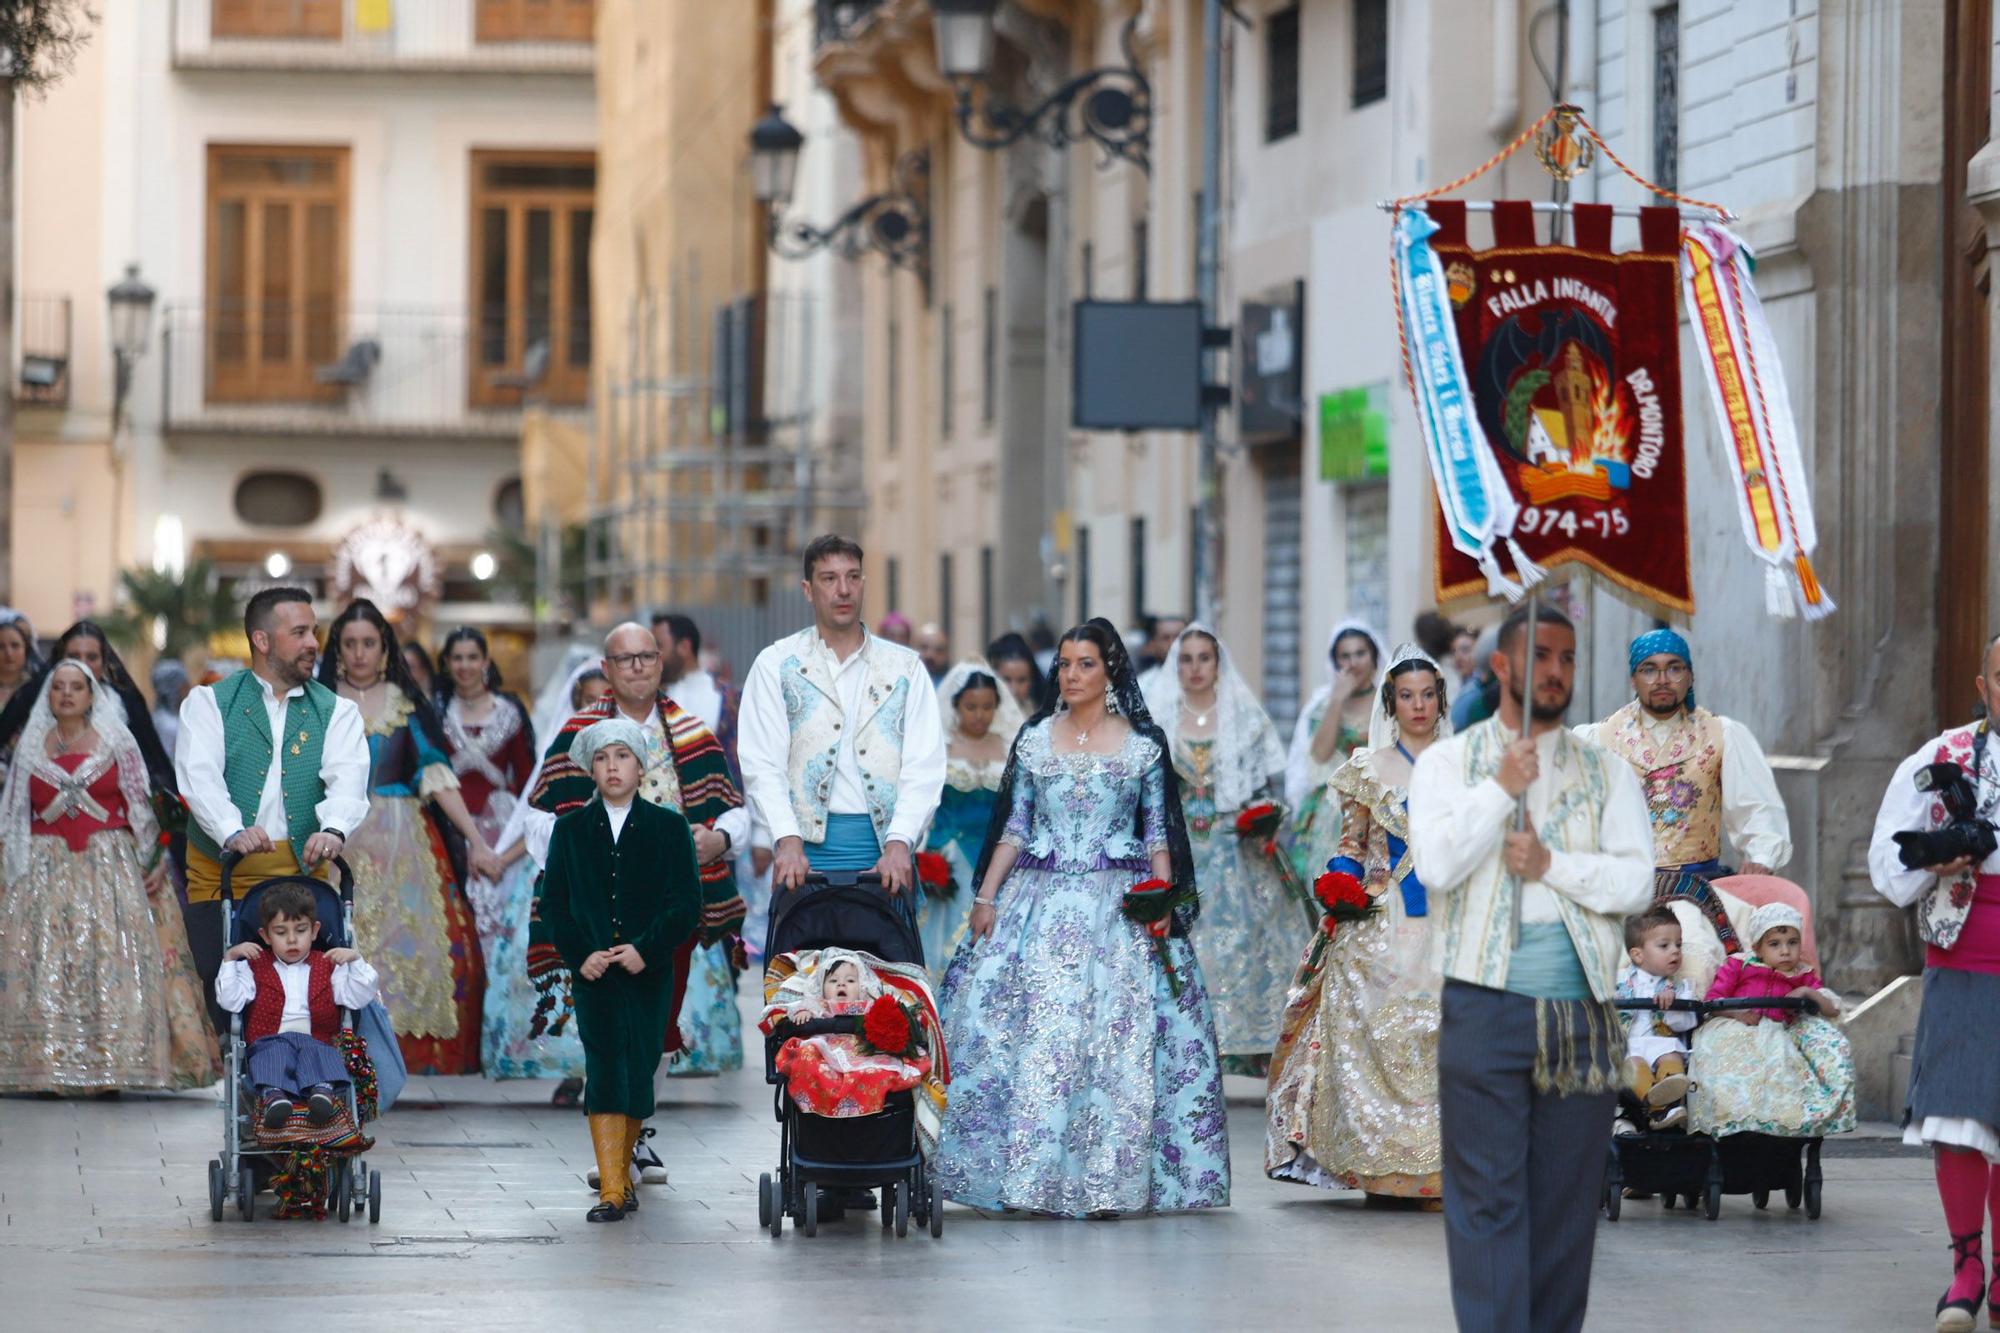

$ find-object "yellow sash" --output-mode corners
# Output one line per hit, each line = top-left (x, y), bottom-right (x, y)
(183, 842), (321, 904)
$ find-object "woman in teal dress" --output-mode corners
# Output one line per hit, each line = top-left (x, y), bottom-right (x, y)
(320, 600), (503, 1076)
(918, 660), (1023, 975)
(937, 620), (1230, 1218)
(1284, 620), (1381, 885)
(1145, 624), (1299, 1069)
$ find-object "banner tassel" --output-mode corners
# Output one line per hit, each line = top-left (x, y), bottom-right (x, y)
(1795, 555), (1837, 620)
(1479, 550), (1527, 602)
(1764, 564), (1796, 619)
(1505, 537), (1548, 590)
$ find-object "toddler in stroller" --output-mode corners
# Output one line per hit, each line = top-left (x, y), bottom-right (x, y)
(756, 872), (949, 1239)
(767, 950), (934, 1119)
(1614, 905), (1697, 1134)
(206, 854), (390, 1223)
(217, 882), (379, 1129)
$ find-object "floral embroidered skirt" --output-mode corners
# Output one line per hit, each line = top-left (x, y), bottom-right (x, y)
(0, 831), (173, 1093)
(1688, 1013), (1856, 1139)
(348, 795), (485, 1076)
(1189, 825), (1307, 1057)
(1265, 906), (1442, 1197)
(935, 861), (1232, 1217)
(481, 853), (584, 1080)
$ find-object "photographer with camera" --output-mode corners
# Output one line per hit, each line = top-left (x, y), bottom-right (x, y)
(1868, 633), (2000, 1332)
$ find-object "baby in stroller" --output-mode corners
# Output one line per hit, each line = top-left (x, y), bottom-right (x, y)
(1687, 901), (1856, 1139)
(764, 948), (933, 1120)
(216, 882), (379, 1130)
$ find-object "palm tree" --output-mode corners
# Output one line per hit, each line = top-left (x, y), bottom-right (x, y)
(101, 558), (240, 658)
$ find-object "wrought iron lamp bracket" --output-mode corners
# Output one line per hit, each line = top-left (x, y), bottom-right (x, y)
(766, 148), (932, 294)
(951, 16), (1151, 174)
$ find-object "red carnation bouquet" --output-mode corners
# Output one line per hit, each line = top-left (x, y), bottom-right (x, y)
(1122, 877), (1193, 997)
(1233, 802), (1285, 840)
(1312, 869), (1381, 941)
(915, 850), (957, 899)
(859, 993), (926, 1059)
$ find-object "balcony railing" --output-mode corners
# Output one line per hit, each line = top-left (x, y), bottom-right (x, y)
(170, 0), (595, 75)
(159, 303), (587, 438)
(17, 294), (72, 408)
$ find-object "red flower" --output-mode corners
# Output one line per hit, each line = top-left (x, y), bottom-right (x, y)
(863, 994), (914, 1056)
(916, 851), (952, 887)
(1314, 870), (1367, 911)
(1235, 803), (1284, 838)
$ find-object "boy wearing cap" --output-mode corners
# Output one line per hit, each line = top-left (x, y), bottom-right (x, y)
(536, 717), (703, 1222)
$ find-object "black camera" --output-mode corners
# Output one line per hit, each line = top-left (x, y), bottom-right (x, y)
(1892, 762), (1999, 871)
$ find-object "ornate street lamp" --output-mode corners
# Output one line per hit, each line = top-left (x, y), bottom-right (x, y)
(749, 103), (930, 292)
(930, 3), (1151, 173)
(105, 262), (156, 434)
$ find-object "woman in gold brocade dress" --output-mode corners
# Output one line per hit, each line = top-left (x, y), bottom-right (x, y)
(1266, 643), (1450, 1201)
(0, 661), (174, 1093)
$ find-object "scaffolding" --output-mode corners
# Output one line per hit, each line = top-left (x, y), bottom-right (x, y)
(583, 286), (863, 668)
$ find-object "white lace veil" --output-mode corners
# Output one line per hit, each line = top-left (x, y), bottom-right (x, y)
(935, 657), (1025, 749)
(1367, 642), (1456, 753)
(1145, 623), (1286, 814)
(1, 659), (157, 885)
(1285, 618), (1384, 806)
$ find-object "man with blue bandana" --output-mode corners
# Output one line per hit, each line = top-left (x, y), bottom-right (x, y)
(1576, 629), (1790, 944)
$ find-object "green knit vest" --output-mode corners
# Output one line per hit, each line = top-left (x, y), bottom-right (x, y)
(187, 671), (338, 858)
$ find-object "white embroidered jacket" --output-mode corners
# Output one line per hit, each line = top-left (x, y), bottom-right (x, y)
(739, 627), (945, 847)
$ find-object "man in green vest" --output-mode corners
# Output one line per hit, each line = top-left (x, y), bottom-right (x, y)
(176, 586), (371, 1032)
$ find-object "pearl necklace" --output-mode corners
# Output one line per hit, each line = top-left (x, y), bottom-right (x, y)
(1180, 698), (1216, 728)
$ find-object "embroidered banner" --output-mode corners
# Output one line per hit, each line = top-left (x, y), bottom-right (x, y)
(1426, 200), (1693, 612)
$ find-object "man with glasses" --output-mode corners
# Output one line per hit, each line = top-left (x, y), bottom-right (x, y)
(521, 621), (752, 1190)
(1575, 629), (1790, 943)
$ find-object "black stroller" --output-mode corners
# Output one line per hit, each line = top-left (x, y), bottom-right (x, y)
(756, 870), (944, 1240)
(206, 851), (384, 1224)
(1602, 994), (1826, 1222)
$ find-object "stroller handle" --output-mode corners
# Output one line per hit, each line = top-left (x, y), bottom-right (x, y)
(768, 1014), (865, 1040)
(218, 847), (355, 903)
(799, 870), (885, 889)
(1613, 995), (1821, 1016)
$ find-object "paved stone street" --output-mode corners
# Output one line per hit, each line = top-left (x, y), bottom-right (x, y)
(0, 1008), (1951, 1330)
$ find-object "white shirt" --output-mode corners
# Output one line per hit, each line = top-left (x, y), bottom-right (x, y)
(1574, 710), (1793, 870)
(604, 797), (633, 841)
(1868, 732), (2000, 907)
(522, 701), (749, 869)
(738, 631), (946, 849)
(667, 669), (723, 732)
(176, 673), (371, 848)
(215, 953), (380, 1028)
(1410, 725), (1656, 925)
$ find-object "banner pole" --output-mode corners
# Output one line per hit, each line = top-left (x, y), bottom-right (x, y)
(1511, 587), (1539, 950)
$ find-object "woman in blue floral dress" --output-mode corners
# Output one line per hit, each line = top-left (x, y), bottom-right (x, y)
(937, 619), (1230, 1218)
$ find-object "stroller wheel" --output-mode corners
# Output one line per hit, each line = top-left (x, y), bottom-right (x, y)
(929, 1173), (944, 1238)
(238, 1164), (256, 1221)
(1752, 1187), (1769, 1210)
(1804, 1175), (1822, 1220)
(208, 1159), (225, 1222)
(803, 1182), (819, 1238)
(894, 1179), (910, 1238)
(368, 1167), (382, 1223)
(335, 1160), (353, 1223)
(880, 1185), (895, 1230)
(1703, 1180), (1722, 1221)
(758, 1173), (774, 1231)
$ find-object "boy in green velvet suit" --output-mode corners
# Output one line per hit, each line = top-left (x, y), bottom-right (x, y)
(537, 718), (702, 1222)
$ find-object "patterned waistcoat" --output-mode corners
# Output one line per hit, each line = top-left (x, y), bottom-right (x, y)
(1602, 701), (1723, 868)
(1441, 718), (1624, 1002)
(773, 628), (914, 844)
(244, 951), (340, 1044)
(188, 672), (336, 859)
